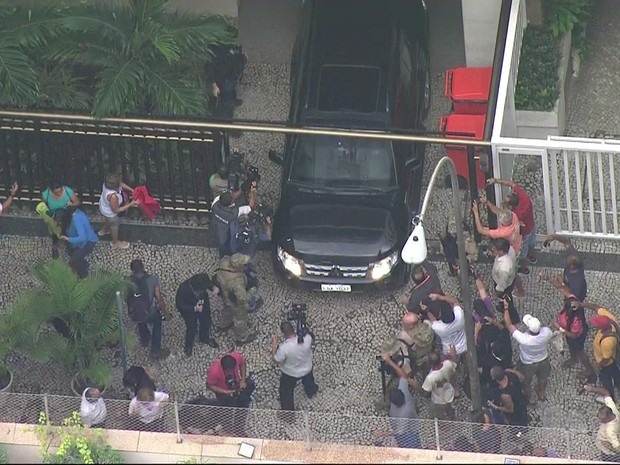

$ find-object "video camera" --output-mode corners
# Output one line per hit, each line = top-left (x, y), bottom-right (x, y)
(236, 204), (272, 246)
(285, 302), (311, 344)
(225, 149), (261, 198)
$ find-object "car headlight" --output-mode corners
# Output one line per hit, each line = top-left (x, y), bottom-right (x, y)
(370, 251), (399, 281)
(277, 246), (303, 277)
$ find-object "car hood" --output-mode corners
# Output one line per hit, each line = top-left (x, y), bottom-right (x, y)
(287, 203), (397, 258)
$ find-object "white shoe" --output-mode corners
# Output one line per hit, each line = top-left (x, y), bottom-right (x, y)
(596, 396), (606, 404)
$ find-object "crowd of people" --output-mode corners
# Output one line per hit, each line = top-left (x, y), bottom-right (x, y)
(382, 177), (620, 461)
(2, 167), (619, 458)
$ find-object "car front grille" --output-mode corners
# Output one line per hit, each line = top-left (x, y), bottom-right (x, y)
(304, 263), (368, 278)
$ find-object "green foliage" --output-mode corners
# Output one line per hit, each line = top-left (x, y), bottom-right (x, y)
(9, 260), (129, 387)
(0, 0), (237, 117)
(543, 0), (591, 37)
(515, 26), (561, 112)
(37, 411), (123, 464)
(0, 446), (8, 464)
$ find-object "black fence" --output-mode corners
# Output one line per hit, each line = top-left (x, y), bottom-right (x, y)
(0, 113), (227, 213)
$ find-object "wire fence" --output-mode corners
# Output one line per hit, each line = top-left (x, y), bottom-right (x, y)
(0, 391), (602, 462)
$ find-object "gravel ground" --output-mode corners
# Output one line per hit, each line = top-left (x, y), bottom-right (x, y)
(0, 233), (610, 459)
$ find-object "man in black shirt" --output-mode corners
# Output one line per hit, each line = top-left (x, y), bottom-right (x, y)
(488, 366), (528, 430)
(400, 261), (443, 313)
(543, 233), (587, 301)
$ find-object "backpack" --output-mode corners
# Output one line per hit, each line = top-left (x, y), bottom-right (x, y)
(601, 320), (620, 363)
(407, 323), (434, 364)
(127, 275), (154, 323)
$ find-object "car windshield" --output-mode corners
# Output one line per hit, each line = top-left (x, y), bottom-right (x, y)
(289, 135), (397, 189)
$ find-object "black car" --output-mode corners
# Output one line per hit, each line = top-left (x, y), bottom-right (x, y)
(270, 0), (431, 292)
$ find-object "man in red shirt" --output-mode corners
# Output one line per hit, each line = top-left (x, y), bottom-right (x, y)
(206, 350), (255, 437)
(487, 178), (536, 275)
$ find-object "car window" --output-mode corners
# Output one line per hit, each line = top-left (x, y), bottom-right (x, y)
(318, 66), (380, 113)
(289, 135), (397, 188)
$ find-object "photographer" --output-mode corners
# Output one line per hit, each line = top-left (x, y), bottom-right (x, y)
(207, 351), (255, 407)
(211, 188), (257, 258)
(273, 321), (318, 412)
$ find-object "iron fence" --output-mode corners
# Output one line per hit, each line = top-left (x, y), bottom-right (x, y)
(0, 113), (225, 213)
(0, 391), (601, 462)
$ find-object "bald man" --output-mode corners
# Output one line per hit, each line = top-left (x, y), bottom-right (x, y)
(384, 313), (435, 377)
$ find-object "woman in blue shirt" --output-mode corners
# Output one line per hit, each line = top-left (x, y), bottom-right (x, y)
(41, 181), (81, 258)
(59, 206), (98, 278)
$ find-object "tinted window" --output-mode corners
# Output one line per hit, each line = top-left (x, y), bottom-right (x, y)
(289, 135), (397, 188)
(318, 66), (380, 113)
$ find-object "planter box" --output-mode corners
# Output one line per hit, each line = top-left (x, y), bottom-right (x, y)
(516, 31), (572, 139)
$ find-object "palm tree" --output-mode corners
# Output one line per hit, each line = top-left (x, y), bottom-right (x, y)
(49, 0), (237, 117)
(0, 4), (66, 107)
(9, 260), (130, 388)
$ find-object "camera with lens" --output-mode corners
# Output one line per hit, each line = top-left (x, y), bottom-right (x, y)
(225, 373), (239, 396)
(286, 302), (312, 344)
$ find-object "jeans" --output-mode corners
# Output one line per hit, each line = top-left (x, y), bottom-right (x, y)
(519, 224), (537, 260)
(137, 311), (163, 353)
(600, 363), (620, 401)
(180, 308), (212, 353)
(279, 370), (318, 411)
(67, 242), (95, 278)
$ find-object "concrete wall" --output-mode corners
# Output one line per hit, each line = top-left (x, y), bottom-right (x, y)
(0, 422), (605, 465)
(461, 0), (502, 66)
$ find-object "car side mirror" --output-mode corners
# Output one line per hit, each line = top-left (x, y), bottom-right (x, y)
(268, 149), (284, 166)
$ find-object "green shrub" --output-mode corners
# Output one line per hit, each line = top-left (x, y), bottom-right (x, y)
(515, 26), (561, 111)
(0, 446), (8, 464)
(543, 0), (591, 37)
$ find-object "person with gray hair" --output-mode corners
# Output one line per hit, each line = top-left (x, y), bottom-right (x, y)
(472, 200), (523, 257)
(98, 172), (137, 249)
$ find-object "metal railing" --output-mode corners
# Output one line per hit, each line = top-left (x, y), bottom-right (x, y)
(0, 113), (224, 213)
(0, 391), (600, 462)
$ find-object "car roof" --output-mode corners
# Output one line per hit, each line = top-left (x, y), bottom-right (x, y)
(309, 0), (392, 67)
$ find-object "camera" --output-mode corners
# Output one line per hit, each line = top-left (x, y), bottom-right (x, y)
(225, 374), (238, 395)
(286, 302), (311, 343)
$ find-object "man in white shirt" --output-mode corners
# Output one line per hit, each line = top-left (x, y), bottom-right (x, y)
(424, 294), (467, 356)
(504, 305), (553, 405)
(584, 384), (620, 462)
(490, 238), (521, 296)
(411, 346), (458, 420)
(272, 321), (318, 411)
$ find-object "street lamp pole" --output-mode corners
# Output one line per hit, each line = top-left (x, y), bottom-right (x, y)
(407, 156), (482, 419)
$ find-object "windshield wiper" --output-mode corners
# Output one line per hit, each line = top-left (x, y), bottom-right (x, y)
(328, 182), (397, 193)
(288, 180), (335, 193)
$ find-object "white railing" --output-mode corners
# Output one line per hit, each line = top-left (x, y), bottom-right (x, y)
(490, 0), (620, 239)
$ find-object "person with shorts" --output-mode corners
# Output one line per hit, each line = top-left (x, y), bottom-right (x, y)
(503, 303), (553, 404)
(98, 172), (137, 249)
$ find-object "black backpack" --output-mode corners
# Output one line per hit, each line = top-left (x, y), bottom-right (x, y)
(127, 275), (153, 323)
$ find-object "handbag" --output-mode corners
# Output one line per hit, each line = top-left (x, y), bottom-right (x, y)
(80, 388), (107, 426)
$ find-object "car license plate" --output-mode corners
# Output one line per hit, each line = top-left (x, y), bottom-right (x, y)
(321, 284), (352, 292)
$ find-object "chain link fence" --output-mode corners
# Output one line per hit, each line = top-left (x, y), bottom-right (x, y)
(0, 392), (600, 462)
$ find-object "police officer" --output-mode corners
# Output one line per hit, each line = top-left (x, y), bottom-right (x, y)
(216, 253), (257, 345)
(211, 185), (257, 258)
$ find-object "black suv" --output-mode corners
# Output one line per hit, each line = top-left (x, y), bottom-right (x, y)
(271, 0), (430, 292)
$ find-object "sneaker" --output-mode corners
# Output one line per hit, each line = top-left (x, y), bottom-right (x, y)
(518, 267), (531, 276)
(150, 348), (170, 360)
(199, 338), (219, 349)
(527, 255), (537, 265)
(112, 241), (130, 249)
(596, 396), (606, 404)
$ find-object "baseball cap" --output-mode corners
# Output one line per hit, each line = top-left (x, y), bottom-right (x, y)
(590, 315), (612, 330)
(523, 314), (541, 334)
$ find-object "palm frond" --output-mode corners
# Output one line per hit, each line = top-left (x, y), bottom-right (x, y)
(37, 64), (91, 111)
(145, 67), (208, 116)
(140, 19), (181, 64)
(167, 13), (237, 53)
(3, 6), (67, 50)
(0, 39), (39, 105)
(92, 57), (143, 117)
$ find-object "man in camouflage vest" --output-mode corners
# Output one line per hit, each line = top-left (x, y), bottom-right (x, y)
(379, 312), (435, 408)
(216, 253), (257, 345)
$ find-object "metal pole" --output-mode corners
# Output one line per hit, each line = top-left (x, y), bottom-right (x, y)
(433, 418), (442, 460)
(174, 401), (183, 444)
(0, 109), (492, 147)
(419, 157), (482, 420)
(115, 291), (128, 375)
(467, 145), (482, 243)
(304, 411), (312, 452)
(43, 394), (50, 425)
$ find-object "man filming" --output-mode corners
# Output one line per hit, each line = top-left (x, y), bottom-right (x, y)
(273, 321), (319, 412)
(211, 186), (257, 258)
